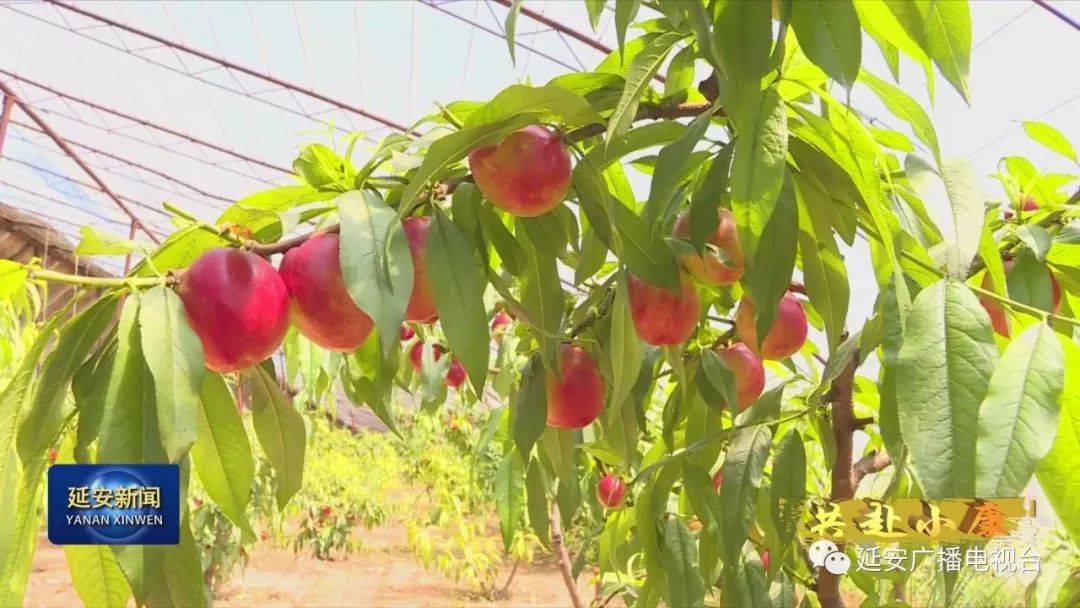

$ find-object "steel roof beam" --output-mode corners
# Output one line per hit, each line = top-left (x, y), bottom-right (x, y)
(47, 1), (413, 135)
(0, 78), (160, 243)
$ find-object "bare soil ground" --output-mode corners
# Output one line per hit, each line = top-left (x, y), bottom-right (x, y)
(25, 518), (592, 608)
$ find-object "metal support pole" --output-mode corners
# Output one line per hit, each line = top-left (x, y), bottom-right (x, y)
(123, 219), (137, 275)
(0, 95), (14, 160)
(0, 79), (160, 243)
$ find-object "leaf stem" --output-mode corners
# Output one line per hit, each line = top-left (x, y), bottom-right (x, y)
(28, 268), (169, 289)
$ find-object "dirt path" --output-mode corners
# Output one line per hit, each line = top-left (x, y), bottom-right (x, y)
(25, 519), (591, 608)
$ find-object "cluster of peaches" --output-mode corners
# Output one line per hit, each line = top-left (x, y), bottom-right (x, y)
(175, 126), (808, 432)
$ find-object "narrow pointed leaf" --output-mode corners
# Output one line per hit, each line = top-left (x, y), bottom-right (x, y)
(922, 0), (972, 103)
(730, 85), (788, 260)
(606, 32), (684, 144)
(720, 426), (772, 563)
(976, 323), (1064, 497)
(790, 0), (862, 88)
(139, 287), (204, 463)
(1037, 339), (1080, 545)
(495, 451), (525, 550)
(192, 373), (255, 537)
(859, 69), (941, 166)
(63, 545), (131, 608)
(250, 365), (305, 509)
(17, 294), (119, 463)
(1022, 121), (1077, 163)
(428, 206), (489, 391)
(338, 190), (414, 354)
(897, 280), (997, 498)
(660, 519), (705, 608)
(513, 354), (547, 460)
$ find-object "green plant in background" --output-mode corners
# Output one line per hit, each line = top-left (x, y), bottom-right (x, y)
(2, 1), (1080, 607)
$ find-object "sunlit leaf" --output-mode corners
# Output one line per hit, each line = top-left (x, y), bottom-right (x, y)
(250, 365), (306, 509)
(897, 279), (997, 498)
(976, 322), (1064, 497)
(790, 0), (862, 88)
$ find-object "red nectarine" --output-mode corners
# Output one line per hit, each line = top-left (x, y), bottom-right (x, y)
(735, 293), (808, 360)
(402, 216), (438, 323)
(672, 208), (744, 286)
(597, 474), (627, 509)
(627, 272), (700, 346)
(468, 126), (571, 217)
(715, 342), (765, 411)
(279, 233), (374, 352)
(178, 248), (289, 373)
(546, 344), (605, 429)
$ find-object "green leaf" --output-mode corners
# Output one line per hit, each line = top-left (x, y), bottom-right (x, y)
(293, 143), (344, 188)
(609, 273), (644, 409)
(611, 203), (680, 291)
(478, 203), (527, 276)
(796, 176), (849, 350)
(790, 0), (862, 88)
(688, 149), (733, 252)
(1022, 121), (1078, 163)
(713, 0), (772, 85)
(645, 101), (722, 223)
(1017, 225), (1053, 263)
(97, 297), (167, 465)
(771, 430), (806, 548)
(504, 0), (523, 64)
(250, 365), (306, 509)
(731, 84), (788, 260)
(1037, 339), (1080, 545)
(585, 0), (605, 31)
(111, 544), (162, 607)
(0, 260), (27, 300)
(17, 294), (119, 463)
(976, 322), (1064, 497)
(897, 279), (997, 498)
(148, 516), (207, 608)
(905, 155), (981, 279)
(858, 69), (941, 166)
(192, 373), (255, 537)
(338, 190), (414, 355)
(1008, 250), (1055, 313)
(427, 207), (489, 391)
(525, 457), (550, 547)
(0, 451), (50, 606)
(660, 519), (706, 608)
(541, 426), (576, 482)
(615, 0), (642, 58)
(132, 226), (228, 277)
(664, 45), (697, 98)
(74, 225), (143, 256)
(978, 209), (1008, 296)
(464, 84), (601, 128)
(921, 0), (972, 102)
(606, 31), (684, 144)
(700, 344), (739, 416)
(743, 172), (799, 341)
(63, 545), (131, 608)
(495, 451), (525, 550)
(720, 426), (772, 563)
(513, 355), (548, 461)
(73, 342), (116, 463)
(520, 234), (564, 368)
(139, 287), (204, 463)
(682, 464), (723, 584)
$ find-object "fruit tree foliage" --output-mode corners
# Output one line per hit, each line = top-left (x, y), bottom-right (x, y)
(2, 1), (1080, 607)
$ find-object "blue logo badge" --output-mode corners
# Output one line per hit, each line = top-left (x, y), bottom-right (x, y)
(48, 464), (180, 545)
